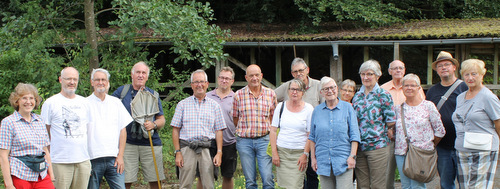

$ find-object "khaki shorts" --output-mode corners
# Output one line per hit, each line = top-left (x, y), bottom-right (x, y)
(52, 160), (91, 189)
(124, 144), (166, 183)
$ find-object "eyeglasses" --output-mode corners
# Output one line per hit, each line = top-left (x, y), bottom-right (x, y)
(292, 68), (306, 74)
(436, 63), (453, 69)
(92, 78), (108, 82)
(403, 84), (420, 88)
(341, 88), (355, 93)
(218, 76), (233, 81)
(62, 77), (78, 82)
(288, 88), (303, 93)
(360, 72), (376, 77)
(389, 66), (405, 71)
(191, 81), (207, 85)
(321, 86), (337, 92)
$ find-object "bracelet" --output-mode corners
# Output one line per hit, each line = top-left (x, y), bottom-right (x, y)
(217, 150), (222, 153)
(303, 152), (309, 157)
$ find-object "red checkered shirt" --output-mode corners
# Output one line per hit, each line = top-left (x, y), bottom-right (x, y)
(233, 86), (277, 138)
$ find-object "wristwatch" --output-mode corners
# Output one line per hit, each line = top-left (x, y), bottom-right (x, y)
(174, 149), (181, 154)
(303, 152), (309, 157)
(349, 154), (357, 159)
(153, 122), (158, 130)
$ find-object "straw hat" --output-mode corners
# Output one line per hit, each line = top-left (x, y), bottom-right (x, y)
(432, 51), (459, 70)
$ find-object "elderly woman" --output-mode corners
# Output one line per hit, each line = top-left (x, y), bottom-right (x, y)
(394, 74), (446, 189)
(308, 76), (360, 188)
(0, 83), (54, 188)
(452, 59), (500, 189)
(339, 79), (356, 103)
(270, 79), (314, 188)
(352, 60), (396, 189)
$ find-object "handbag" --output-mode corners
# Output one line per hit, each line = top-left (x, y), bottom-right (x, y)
(401, 104), (438, 183)
(266, 101), (285, 157)
(464, 132), (493, 151)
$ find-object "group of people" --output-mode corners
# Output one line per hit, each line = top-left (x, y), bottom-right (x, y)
(1, 50), (499, 189)
(0, 62), (165, 189)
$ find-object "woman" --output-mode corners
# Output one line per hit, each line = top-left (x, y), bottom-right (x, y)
(270, 79), (314, 188)
(309, 76), (360, 189)
(394, 74), (446, 189)
(452, 59), (500, 189)
(352, 60), (396, 189)
(339, 79), (356, 103)
(0, 83), (54, 188)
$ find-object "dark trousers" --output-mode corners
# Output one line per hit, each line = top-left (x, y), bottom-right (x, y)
(304, 154), (318, 189)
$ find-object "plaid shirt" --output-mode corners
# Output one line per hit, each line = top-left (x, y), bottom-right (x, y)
(233, 85), (277, 138)
(171, 96), (226, 141)
(0, 111), (50, 181)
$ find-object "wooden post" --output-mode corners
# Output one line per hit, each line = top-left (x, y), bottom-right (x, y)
(304, 48), (310, 67)
(427, 46), (433, 85)
(330, 54), (343, 82)
(495, 44), (499, 85)
(215, 59), (222, 88)
(276, 48), (282, 86)
(364, 46), (370, 61)
(250, 48), (256, 65)
(394, 42), (400, 60)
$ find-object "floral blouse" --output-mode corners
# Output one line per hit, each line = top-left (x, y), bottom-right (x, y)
(395, 100), (446, 155)
(352, 84), (396, 151)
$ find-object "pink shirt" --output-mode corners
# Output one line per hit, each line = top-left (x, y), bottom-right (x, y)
(394, 100), (446, 155)
(381, 80), (425, 106)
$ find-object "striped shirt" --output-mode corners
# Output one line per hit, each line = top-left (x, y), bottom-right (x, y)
(171, 96), (226, 141)
(233, 85), (277, 138)
(0, 111), (50, 181)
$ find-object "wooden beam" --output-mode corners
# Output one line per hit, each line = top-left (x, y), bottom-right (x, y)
(303, 48), (309, 66)
(227, 55), (276, 89)
(250, 48), (256, 65)
(364, 46), (369, 61)
(394, 42), (400, 60)
(427, 45), (433, 85)
(276, 48), (282, 86)
(495, 44), (499, 85)
(215, 59), (222, 88)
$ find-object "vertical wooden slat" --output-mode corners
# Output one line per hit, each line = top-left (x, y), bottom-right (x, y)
(364, 46), (369, 61)
(250, 48), (256, 65)
(427, 46), (433, 85)
(394, 42), (400, 60)
(304, 48), (310, 67)
(494, 44), (499, 85)
(215, 59), (221, 88)
(276, 48), (282, 86)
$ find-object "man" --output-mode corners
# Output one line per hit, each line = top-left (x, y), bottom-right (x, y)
(41, 67), (91, 189)
(274, 57), (322, 188)
(233, 64), (277, 189)
(171, 69), (226, 189)
(111, 61), (166, 189)
(426, 51), (468, 189)
(87, 68), (132, 189)
(380, 60), (425, 189)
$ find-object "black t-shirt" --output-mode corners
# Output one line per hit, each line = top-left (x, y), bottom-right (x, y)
(426, 80), (468, 149)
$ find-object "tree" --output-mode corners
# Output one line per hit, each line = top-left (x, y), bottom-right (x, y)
(0, 0), (229, 118)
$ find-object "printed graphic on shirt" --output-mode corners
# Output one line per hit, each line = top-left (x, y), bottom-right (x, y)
(62, 106), (85, 138)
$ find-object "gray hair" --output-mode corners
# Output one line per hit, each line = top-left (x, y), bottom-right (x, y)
(291, 57), (308, 70)
(220, 66), (235, 79)
(288, 79), (306, 92)
(340, 79), (356, 90)
(359, 59), (382, 76)
(91, 68), (110, 80)
(131, 61), (150, 76)
(190, 69), (208, 82)
(402, 73), (421, 86)
(320, 76), (337, 88)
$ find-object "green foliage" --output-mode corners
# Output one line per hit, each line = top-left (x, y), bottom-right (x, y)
(294, 0), (405, 27)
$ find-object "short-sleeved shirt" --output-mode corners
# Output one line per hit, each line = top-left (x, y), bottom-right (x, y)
(275, 76), (323, 107)
(453, 87), (500, 152)
(87, 93), (133, 159)
(171, 96), (226, 141)
(41, 93), (90, 163)
(233, 85), (277, 138)
(112, 85), (164, 146)
(206, 90), (236, 146)
(394, 100), (446, 155)
(381, 80), (426, 106)
(271, 101), (314, 150)
(0, 112), (50, 181)
(426, 80), (468, 149)
(309, 100), (361, 176)
(352, 83), (396, 151)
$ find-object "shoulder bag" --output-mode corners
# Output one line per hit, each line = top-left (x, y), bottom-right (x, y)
(266, 101), (285, 156)
(401, 103), (438, 183)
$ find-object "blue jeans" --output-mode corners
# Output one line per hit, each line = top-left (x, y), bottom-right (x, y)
(236, 136), (274, 189)
(436, 146), (458, 189)
(395, 155), (426, 189)
(88, 157), (125, 189)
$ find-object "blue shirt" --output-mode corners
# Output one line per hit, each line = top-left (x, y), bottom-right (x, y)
(112, 85), (164, 146)
(309, 100), (360, 176)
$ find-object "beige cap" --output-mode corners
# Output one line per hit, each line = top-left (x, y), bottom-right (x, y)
(432, 51), (459, 70)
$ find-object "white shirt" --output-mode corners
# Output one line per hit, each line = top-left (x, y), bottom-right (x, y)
(271, 101), (314, 149)
(87, 93), (133, 159)
(41, 93), (90, 163)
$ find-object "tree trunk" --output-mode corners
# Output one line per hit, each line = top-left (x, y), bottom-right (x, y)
(84, 0), (99, 73)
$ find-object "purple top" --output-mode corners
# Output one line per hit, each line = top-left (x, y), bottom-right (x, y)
(207, 90), (236, 146)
